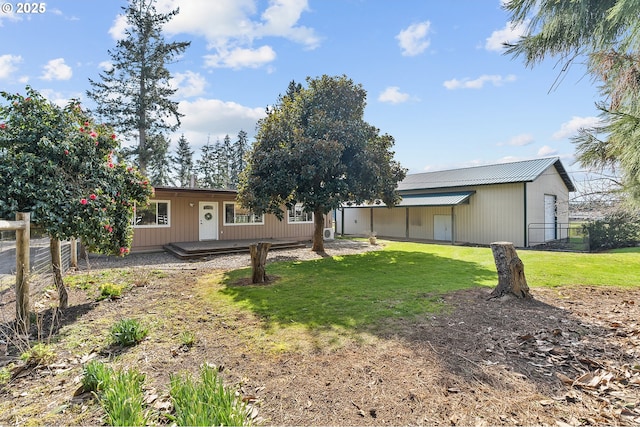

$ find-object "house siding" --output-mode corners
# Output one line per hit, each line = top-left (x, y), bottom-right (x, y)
(525, 165), (571, 245)
(131, 189), (323, 252)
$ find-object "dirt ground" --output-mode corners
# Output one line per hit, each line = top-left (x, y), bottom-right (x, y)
(0, 247), (639, 426)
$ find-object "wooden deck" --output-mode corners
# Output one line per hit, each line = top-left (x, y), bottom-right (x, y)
(163, 238), (309, 259)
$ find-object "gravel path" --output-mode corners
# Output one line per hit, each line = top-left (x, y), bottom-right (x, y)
(78, 239), (382, 271)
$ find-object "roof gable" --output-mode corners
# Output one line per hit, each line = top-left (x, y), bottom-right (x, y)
(399, 157), (575, 192)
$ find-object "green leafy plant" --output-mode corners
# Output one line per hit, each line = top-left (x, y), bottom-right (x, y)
(98, 282), (126, 300)
(20, 343), (56, 366)
(110, 318), (148, 347)
(168, 364), (249, 426)
(82, 360), (112, 393)
(101, 367), (149, 426)
(180, 330), (197, 347)
(0, 366), (11, 386)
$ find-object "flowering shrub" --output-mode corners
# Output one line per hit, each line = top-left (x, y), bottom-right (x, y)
(0, 86), (153, 255)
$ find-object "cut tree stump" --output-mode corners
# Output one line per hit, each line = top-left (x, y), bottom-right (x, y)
(250, 242), (272, 284)
(488, 241), (532, 300)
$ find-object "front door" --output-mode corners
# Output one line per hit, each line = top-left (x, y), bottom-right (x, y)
(199, 202), (218, 241)
(434, 215), (452, 241)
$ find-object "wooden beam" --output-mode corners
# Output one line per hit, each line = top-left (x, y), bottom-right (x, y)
(0, 219), (27, 231)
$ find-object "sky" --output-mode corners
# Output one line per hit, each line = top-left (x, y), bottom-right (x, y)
(0, 0), (603, 181)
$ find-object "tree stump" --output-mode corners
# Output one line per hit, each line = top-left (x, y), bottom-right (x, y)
(488, 241), (532, 300)
(250, 242), (271, 284)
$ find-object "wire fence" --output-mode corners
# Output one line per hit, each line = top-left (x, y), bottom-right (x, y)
(527, 223), (590, 252)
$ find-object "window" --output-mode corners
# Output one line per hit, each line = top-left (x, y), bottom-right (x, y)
(133, 201), (170, 227)
(223, 202), (263, 225)
(288, 204), (313, 223)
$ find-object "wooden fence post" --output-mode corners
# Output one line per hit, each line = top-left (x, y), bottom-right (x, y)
(15, 212), (30, 333)
(70, 238), (78, 269)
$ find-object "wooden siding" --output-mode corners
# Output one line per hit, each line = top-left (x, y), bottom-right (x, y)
(132, 189), (325, 252)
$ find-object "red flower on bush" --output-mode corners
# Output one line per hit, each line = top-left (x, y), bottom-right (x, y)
(64, 149), (69, 155)
(0, 123), (6, 129)
(90, 131), (97, 138)
(108, 162), (114, 168)
(111, 134), (117, 140)
(89, 194), (97, 200)
(80, 198), (87, 205)
(79, 127), (84, 133)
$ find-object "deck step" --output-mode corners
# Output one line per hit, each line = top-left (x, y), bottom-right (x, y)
(163, 241), (308, 260)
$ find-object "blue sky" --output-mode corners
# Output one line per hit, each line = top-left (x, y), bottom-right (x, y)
(0, 0), (602, 179)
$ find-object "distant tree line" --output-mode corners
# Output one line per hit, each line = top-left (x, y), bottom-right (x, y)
(148, 129), (251, 189)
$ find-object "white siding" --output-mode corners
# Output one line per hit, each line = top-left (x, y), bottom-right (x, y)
(373, 207), (406, 238)
(526, 165), (571, 245)
(337, 208), (372, 235)
(408, 206), (452, 239)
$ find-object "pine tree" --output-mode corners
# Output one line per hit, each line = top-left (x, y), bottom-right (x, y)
(197, 138), (218, 189)
(172, 134), (194, 187)
(220, 134), (233, 188)
(87, 0), (190, 175)
(230, 129), (249, 189)
(147, 134), (174, 186)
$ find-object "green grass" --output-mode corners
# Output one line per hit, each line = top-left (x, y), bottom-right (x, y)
(219, 241), (640, 336)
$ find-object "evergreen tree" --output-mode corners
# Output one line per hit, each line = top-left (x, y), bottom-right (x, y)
(220, 134), (233, 188)
(172, 134), (194, 187)
(147, 134), (174, 186)
(230, 129), (249, 189)
(87, 0), (190, 175)
(197, 138), (218, 189)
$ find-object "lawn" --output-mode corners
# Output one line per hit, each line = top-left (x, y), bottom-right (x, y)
(217, 241), (640, 337)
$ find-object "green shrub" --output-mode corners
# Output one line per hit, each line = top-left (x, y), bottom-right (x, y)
(584, 208), (640, 251)
(110, 318), (148, 347)
(180, 330), (197, 347)
(98, 282), (126, 301)
(168, 364), (249, 426)
(0, 366), (11, 385)
(20, 343), (56, 366)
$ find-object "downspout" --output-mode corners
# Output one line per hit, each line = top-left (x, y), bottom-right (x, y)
(370, 208), (374, 234)
(523, 182), (528, 247)
(340, 207), (344, 236)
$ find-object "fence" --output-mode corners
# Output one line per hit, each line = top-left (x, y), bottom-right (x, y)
(528, 222), (589, 252)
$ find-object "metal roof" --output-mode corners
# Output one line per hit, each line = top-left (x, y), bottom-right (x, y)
(343, 191), (474, 208)
(398, 157), (575, 192)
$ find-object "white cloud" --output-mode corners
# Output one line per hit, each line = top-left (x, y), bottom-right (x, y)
(98, 61), (113, 71)
(177, 98), (266, 142)
(552, 116), (602, 139)
(0, 54), (22, 79)
(538, 145), (558, 156)
(204, 45), (276, 69)
(503, 133), (534, 146)
(485, 20), (527, 52)
(443, 74), (516, 89)
(171, 71), (207, 98)
(106, 0), (320, 70)
(396, 21), (431, 56)
(378, 86), (411, 104)
(40, 58), (72, 81)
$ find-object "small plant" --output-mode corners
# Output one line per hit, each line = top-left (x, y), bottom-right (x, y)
(98, 282), (126, 301)
(0, 366), (11, 386)
(180, 330), (197, 347)
(110, 318), (148, 347)
(20, 343), (56, 366)
(168, 364), (249, 426)
(82, 360), (113, 393)
(101, 367), (149, 426)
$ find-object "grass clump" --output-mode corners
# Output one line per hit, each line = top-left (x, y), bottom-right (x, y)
(168, 364), (249, 426)
(20, 343), (56, 366)
(180, 330), (197, 347)
(81, 361), (149, 426)
(98, 282), (127, 301)
(110, 318), (148, 347)
(0, 366), (10, 386)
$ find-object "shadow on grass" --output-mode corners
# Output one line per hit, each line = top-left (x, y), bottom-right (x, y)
(221, 249), (496, 334)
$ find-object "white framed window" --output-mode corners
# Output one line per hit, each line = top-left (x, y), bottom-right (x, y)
(223, 202), (264, 225)
(133, 200), (170, 228)
(288, 203), (313, 223)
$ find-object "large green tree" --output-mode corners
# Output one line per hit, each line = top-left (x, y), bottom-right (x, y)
(87, 0), (190, 175)
(0, 87), (152, 307)
(171, 133), (194, 187)
(504, 0), (640, 199)
(238, 75), (406, 252)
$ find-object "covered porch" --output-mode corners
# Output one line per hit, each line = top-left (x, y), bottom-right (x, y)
(163, 238), (309, 259)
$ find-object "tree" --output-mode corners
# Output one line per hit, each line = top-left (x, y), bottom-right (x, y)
(229, 130), (250, 189)
(238, 75), (407, 252)
(219, 134), (232, 188)
(504, 0), (640, 200)
(197, 138), (219, 189)
(0, 87), (152, 308)
(172, 133), (194, 187)
(87, 0), (190, 175)
(147, 133), (174, 186)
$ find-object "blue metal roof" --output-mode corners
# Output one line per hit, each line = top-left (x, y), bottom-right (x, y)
(398, 157), (575, 192)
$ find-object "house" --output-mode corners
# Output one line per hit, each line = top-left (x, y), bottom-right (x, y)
(336, 157), (576, 247)
(131, 186), (331, 253)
